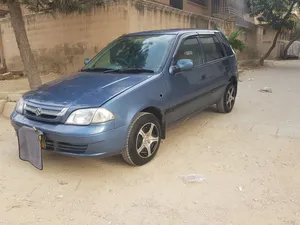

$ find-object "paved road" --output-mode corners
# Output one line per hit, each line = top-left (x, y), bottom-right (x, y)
(0, 60), (300, 225)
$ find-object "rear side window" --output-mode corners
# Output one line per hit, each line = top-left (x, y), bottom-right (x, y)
(216, 32), (234, 56)
(199, 35), (225, 62)
(174, 37), (203, 66)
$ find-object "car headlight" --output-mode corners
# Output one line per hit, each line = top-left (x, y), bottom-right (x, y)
(15, 98), (25, 114)
(65, 108), (114, 125)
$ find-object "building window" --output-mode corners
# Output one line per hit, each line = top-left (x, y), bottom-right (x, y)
(188, 0), (208, 7)
(170, 0), (183, 10)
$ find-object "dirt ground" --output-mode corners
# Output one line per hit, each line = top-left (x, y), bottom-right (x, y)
(1, 60), (300, 225)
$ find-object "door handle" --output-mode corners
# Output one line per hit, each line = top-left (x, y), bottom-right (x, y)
(201, 74), (206, 80)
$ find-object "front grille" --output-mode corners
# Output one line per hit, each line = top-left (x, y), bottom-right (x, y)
(44, 138), (87, 154)
(45, 139), (55, 151)
(57, 142), (88, 154)
(26, 110), (57, 120)
(24, 101), (68, 123)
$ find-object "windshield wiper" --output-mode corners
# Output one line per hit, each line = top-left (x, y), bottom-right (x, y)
(104, 68), (155, 74)
(81, 67), (112, 72)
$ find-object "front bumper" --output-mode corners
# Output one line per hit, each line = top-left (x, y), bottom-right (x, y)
(10, 111), (129, 157)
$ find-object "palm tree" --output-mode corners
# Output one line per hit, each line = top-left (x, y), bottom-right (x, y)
(227, 30), (247, 52)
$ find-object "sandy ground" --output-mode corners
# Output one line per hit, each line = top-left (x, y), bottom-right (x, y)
(0, 60), (300, 225)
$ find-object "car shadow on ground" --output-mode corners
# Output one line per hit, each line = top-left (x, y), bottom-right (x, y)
(5, 104), (224, 175)
(37, 106), (219, 173)
(43, 151), (126, 168)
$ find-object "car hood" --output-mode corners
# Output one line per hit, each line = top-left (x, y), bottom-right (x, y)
(24, 72), (151, 107)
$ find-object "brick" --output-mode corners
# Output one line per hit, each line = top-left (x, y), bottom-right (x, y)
(2, 102), (16, 118)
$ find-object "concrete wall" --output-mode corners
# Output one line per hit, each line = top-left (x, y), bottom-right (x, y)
(0, 0), (247, 75)
(257, 26), (290, 59)
(0, 4), (32, 16)
(1, 4), (128, 74)
(1, 0), (222, 74)
(235, 26), (262, 61)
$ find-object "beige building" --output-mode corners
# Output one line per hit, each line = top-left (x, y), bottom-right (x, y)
(154, 0), (212, 16)
(0, 0), (264, 74)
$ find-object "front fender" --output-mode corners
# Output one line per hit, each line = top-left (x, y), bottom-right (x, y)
(131, 105), (166, 139)
(102, 74), (169, 131)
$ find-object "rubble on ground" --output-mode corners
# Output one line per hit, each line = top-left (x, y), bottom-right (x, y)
(0, 71), (24, 80)
(259, 87), (273, 93)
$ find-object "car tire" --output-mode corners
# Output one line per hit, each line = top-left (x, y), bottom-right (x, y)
(122, 112), (162, 166)
(216, 82), (237, 113)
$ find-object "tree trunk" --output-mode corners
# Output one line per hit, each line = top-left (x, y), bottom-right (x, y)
(259, 0), (297, 66)
(259, 29), (282, 66)
(281, 0), (300, 59)
(7, 1), (42, 89)
(283, 34), (300, 59)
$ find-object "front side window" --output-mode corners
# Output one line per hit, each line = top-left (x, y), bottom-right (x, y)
(199, 35), (225, 62)
(174, 37), (203, 67)
(83, 35), (176, 73)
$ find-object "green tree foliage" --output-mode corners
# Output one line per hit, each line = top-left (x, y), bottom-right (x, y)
(228, 30), (247, 52)
(247, 0), (300, 65)
(19, 0), (106, 13)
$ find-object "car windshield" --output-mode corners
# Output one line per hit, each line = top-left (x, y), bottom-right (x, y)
(82, 34), (176, 73)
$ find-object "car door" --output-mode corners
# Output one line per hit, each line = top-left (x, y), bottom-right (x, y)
(166, 35), (211, 124)
(216, 31), (237, 80)
(198, 34), (229, 103)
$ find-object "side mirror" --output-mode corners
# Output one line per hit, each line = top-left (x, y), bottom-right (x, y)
(84, 58), (91, 65)
(170, 59), (193, 74)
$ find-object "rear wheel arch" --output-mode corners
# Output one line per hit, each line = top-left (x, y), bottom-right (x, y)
(229, 75), (238, 87)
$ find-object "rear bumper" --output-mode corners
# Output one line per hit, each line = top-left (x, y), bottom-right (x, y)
(10, 111), (129, 157)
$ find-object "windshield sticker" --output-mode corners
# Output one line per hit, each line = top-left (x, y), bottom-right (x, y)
(184, 51), (193, 56)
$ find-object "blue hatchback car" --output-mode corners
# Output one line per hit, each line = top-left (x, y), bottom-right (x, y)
(11, 29), (238, 166)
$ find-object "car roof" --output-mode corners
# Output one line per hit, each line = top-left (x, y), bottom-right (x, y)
(124, 29), (219, 36)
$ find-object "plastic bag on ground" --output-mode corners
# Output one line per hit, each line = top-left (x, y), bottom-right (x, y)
(180, 174), (206, 183)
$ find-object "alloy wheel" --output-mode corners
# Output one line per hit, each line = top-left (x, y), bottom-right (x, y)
(136, 123), (159, 158)
(226, 86), (236, 110)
